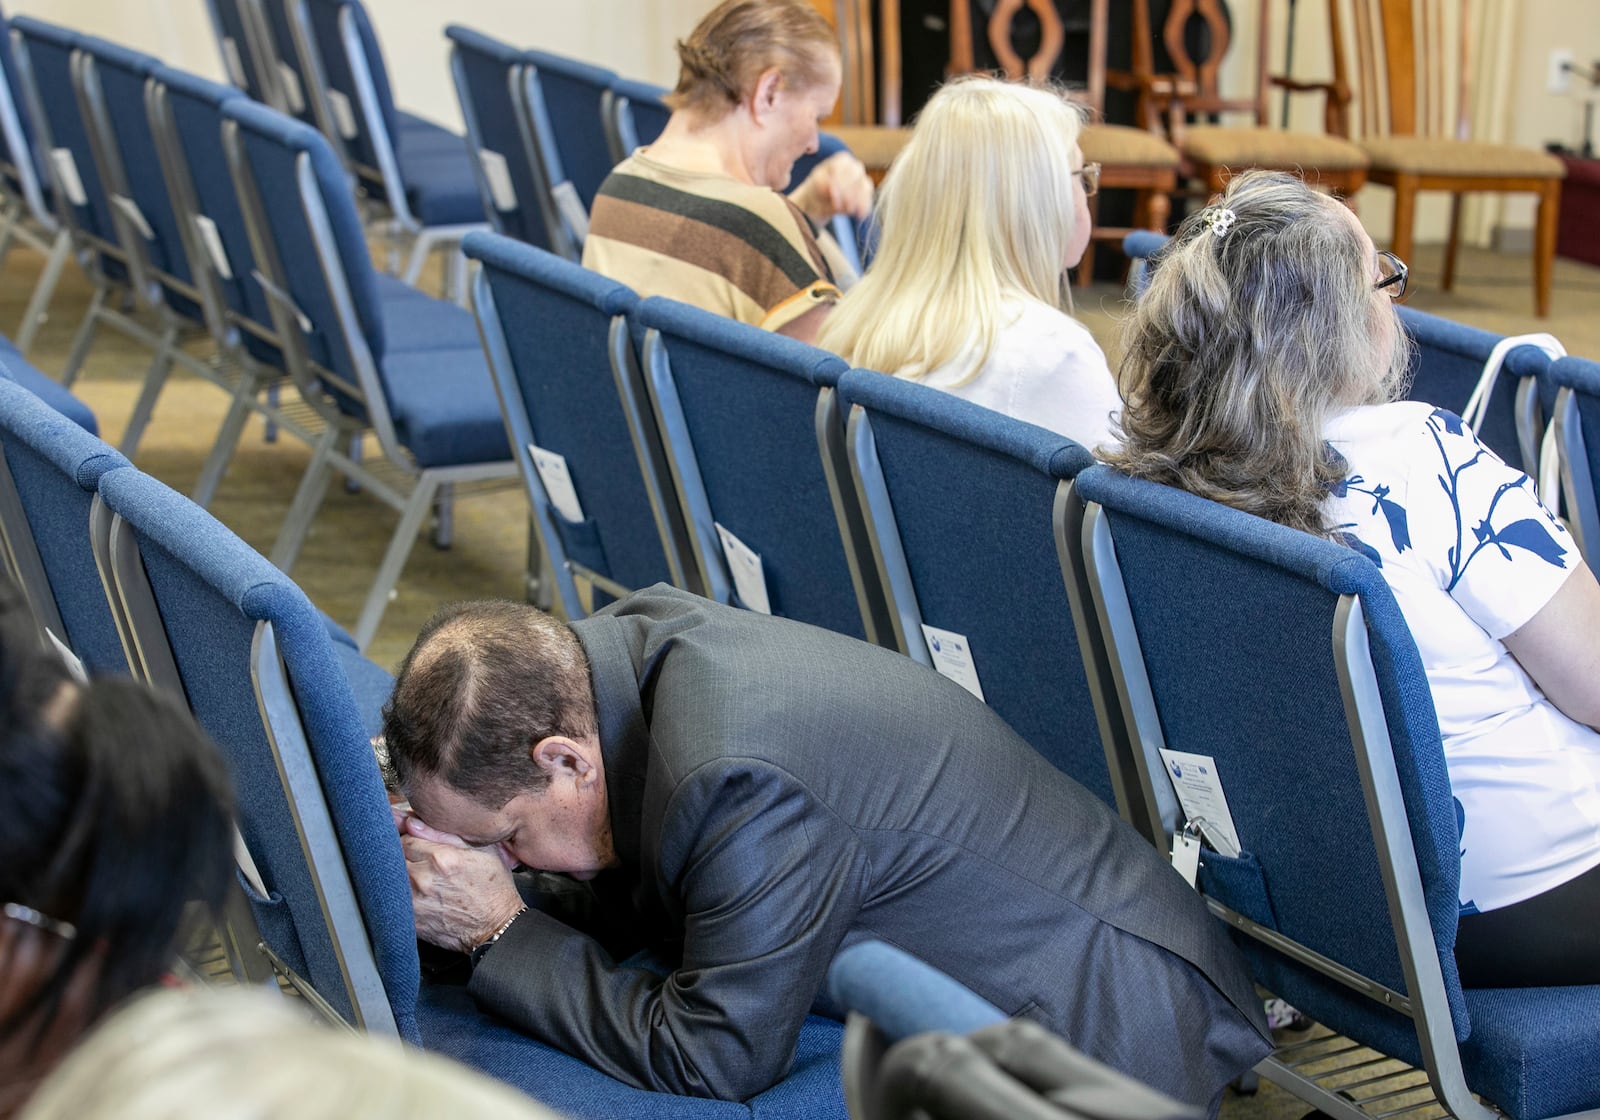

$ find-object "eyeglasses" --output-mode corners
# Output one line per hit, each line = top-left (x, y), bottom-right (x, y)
(1374, 250), (1408, 300)
(1076, 162), (1100, 199)
(3, 901), (77, 941)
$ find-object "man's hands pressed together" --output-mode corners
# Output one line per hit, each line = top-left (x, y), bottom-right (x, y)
(397, 810), (526, 955)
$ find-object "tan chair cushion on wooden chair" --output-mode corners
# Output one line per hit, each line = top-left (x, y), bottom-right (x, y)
(1182, 126), (1370, 171)
(1361, 137), (1566, 179)
(826, 125), (912, 174)
(1081, 123), (1180, 167)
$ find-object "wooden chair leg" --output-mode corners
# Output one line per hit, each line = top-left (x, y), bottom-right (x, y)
(1390, 178), (1417, 282)
(1534, 179), (1561, 318)
(1077, 193), (1101, 289)
(1442, 192), (1464, 292)
(1148, 187), (1171, 232)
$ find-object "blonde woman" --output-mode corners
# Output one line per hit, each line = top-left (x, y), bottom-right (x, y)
(817, 77), (1120, 449)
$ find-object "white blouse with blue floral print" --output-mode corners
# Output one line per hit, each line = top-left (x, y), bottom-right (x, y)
(1324, 401), (1600, 914)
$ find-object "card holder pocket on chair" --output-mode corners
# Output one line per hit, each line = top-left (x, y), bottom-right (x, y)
(1196, 849), (1278, 932)
(551, 508), (610, 578)
(235, 865), (309, 979)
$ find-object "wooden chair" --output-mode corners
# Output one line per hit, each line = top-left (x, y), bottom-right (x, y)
(947, 0), (1181, 286)
(1129, 0), (1369, 199)
(806, 0), (912, 182)
(1323, 0), (1565, 318)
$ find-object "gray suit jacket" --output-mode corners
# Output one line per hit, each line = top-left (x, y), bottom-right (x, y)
(470, 587), (1270, 1103)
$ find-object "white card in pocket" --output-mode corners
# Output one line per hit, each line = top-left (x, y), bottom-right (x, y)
(551, 180), (590, 243)
(478, 149), (517, 211)
(50, 148), (87, 207)
(111, 194), (154, 241)
(326, 88), (359, 139)
(1171, 831), (1202, 889)
(194, 214), (232, 279)
(529, 443), (584, 524)
(919, 624), (985, 701)
(1157, 749), (1242, 857)
(714, 523), (771, 615)
(277, 61), (305, 114)
(44, 628), (87, 685)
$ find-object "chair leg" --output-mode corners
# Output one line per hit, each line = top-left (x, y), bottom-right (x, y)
(0, 199), (20, 268)
(400, 229), (435, 287)
(1076, 194), (1100, 290)
(1442, 192), (1464, 292)
(59, 287), (106, 389)
(263, 380), (280, 443)
(119, 327), (180, 457)
(432, 481), (454, 549)
(344, 432), (363, 493)
(269, 425), (341, 574)
(15, 228), (71, 357)
(1389, 178), (1417, 283)
(192, 366), (265, 508)
(1534, 180), (1560, 319)
(351, 476), (438, 652)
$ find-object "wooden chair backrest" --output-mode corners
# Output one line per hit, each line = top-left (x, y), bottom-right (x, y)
(1131, 0), (1270, 124)
(808, 0), (904, 126)
(946, 0), (1110, 113)
(1334, 0), (1471, 141)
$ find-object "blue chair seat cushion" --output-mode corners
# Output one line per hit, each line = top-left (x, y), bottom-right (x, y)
(1460, 984), (1600, 1119)
(398, 146), (484, 226)
(415, 980), (844, 1118)
(320, 613), (393, 739)
(397, 113), (468, 158)
(375, 276), (482, 352)
(0, 345), (98, 435)
(379, 347), (510, 467)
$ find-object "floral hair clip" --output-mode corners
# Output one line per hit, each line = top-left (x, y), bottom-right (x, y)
(1201, 206), (1237, 238)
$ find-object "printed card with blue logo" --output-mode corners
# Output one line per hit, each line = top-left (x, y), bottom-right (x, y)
(918, 624), (984, 701)
(1157, 749), (1241, 857)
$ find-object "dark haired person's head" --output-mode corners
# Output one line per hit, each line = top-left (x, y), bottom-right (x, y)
(1107, 170), (1413, 536)
(0, 588), (235, 1112)
(382, 601), (613, 880)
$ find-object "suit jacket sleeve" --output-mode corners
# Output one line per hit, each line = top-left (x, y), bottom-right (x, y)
(468, 759), (864, 1100)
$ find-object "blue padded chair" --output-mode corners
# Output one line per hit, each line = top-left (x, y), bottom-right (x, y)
(466, 233), (695, 618)
(524, 48), (618, 214)
(1065, 463), (1600, 1120)
(1549, 355), (1600, 566)
(1121, 228), (1168, 298)
(835, 370), (1149, 827)
(289, 0), (488, 286)
(221, 97), (514, 650)
(0, 335), (96, 434)
(93, 466), (846, 1119)
(0, 374), (130, 672)
(203, 0), (282, 108)
(638, 297), (889, 641)
(0, 0), (71, 355)
(446, 26), (566, 254)
(602, 76), (670, 167)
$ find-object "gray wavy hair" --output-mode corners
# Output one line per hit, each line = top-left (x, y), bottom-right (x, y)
(1107, 171), (1413, 536)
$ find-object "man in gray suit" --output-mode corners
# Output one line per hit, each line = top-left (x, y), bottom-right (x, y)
(388, 586), (1270, 1107)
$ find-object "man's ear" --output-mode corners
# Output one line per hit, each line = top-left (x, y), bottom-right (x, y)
(529, 736), (598, 786)
(749, 67), (783, 124)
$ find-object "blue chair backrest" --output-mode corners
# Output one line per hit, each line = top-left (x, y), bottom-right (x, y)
(299, 0), (398, 192)
(446, 25), (556, 250)
(1550, 355), (1600, 565)
(203, 0), (274, 105)
(603, 76), (669, 164)
(523, 48), (617, 211)
(0, 0), (48, 196)
(1072, 463), (1469, 1063)
(222, 97), (386, 414)
(11, 20), (115, 245)
(466, 233), (682, 612)
(639, 296), (872, 639)
(74, 36), (207, 325)
(255, 0), (319, 128)
(95, 467), (420, 1039)
(836, 369), (1124, 806)
(149, 65), (285, 370)
(0, 376), (130, 673)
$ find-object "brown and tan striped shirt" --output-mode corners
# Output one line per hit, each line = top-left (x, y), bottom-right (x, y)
(583, 152), (843, 333)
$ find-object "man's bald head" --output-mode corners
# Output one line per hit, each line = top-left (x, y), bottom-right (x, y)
(382, 601), (597, 807)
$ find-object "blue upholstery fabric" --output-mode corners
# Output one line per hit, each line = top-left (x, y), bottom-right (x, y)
(418, 982), (845, 1118)
(0, 341), (96, 433)
(397, 145), (483, 225)
(1550, 355), (1600, 557)
(206, 0), (272, 102)
(834, 370), (1110, 800)
(11, 20), (113, 242)
(827, 941), (1006, 1043)
(94, 468), (422, 1038)
(378, 346), (510, 467)
(0, 0), (47, 186)
(373, 275), (482, 352)
(1399, 307), (1555, 472)
(609, 76), (670, 153)
(446, 25), (555, 249)
(256, 0), (319, 128)
(1073, 465), (1466, 1035)
(524, 48), (617, 210)
(638, 297), (866, 638)
(464, 232), (675, 590)
(0, 377), (128, 672)
(330, 639), (392, 738)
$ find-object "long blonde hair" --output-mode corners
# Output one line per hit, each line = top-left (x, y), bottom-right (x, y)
(817, 77), (1085, 385)
(1105, 171), (1412, 536)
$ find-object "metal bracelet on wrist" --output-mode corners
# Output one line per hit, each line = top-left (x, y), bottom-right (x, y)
(469, 906), (527, 969)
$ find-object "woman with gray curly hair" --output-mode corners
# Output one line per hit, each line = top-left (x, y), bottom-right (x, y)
(1109, 170), (1600, 987)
